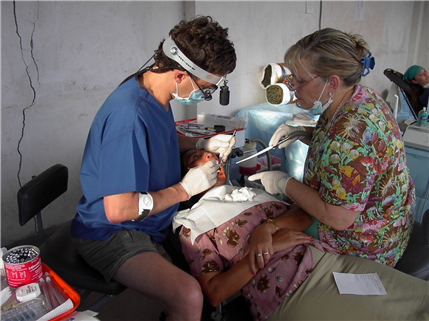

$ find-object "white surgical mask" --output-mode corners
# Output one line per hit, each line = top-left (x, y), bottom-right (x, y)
(309, 80), (333, 115)
(173, 78), (205, 105)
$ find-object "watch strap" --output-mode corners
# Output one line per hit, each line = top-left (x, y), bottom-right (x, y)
(134, 208), (150, 222)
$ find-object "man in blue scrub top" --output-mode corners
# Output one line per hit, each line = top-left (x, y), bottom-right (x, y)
(71, 16), (236, 320)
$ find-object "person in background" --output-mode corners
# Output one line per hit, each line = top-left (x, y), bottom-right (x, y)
(71, 16), (236, 321)
(176, 149), (428, 321)
(403, 65), (429, 109)
(249, 28), (415, 270)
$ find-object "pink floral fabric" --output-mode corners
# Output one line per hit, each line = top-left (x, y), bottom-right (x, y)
(179, 201), (338, 320)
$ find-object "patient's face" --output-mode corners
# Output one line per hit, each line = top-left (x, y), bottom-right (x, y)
(182, 149), (226, 186)
(413, 68), (429, 87)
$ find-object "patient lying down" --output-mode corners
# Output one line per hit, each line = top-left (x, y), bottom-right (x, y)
(175, 149), (428, 321)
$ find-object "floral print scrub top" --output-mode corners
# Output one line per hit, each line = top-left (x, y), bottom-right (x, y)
(304, 85), (416, 267)
(179, 201), (338, 321)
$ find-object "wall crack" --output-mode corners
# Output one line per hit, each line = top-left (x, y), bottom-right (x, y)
(14, 0), (40, 187)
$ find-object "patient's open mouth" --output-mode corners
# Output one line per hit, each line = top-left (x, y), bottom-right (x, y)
(216, 159), (221, 172)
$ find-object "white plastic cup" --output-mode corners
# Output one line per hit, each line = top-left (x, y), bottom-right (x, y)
(239, 142), (258, 176)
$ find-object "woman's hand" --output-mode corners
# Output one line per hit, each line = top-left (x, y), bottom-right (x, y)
(249, 171), (291, 196)
(269, 124), (306, 149)
(272, 228), (312, 253)
(243, 222), (276, 275)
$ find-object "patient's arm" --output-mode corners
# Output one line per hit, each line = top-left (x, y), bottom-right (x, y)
(270, 206), (313, 231)
(246, 206), (313, 274)
(196, 230), (310, 307)
(196, 255), (253, 307)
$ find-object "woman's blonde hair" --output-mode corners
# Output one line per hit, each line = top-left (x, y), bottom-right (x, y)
(284, 28), (369, 86)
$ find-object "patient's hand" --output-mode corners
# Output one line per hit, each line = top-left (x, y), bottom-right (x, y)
(244, 223), (275, 274)
(272, 228), (312, 253)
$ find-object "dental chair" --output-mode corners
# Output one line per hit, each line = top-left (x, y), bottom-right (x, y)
(383, 68), (419, 119)
(17, 164), (127, 311)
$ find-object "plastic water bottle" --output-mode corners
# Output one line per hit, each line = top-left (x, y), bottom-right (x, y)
(417, 107), (428, 126)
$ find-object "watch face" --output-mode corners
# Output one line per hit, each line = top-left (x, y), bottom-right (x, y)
(133, 193), (153, 222)
(142, 195), (153, 207)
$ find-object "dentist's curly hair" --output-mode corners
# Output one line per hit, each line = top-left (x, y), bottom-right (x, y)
(154, 15), (236, 78)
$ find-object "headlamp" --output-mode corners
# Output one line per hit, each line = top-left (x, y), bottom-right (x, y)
(162, 36), (230, 105)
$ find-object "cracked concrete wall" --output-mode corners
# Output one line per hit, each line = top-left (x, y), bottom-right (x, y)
(2, 1), (427, 246)
(1, 1), (184, 245)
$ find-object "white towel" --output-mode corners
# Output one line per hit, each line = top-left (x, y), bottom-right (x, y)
(172, 186), (282, 244)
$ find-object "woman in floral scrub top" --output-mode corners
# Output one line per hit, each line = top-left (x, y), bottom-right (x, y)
(250, 28), (415, 268)
(305, 85), (415, 266)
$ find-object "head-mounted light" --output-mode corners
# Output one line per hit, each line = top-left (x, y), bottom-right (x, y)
(162, 36), (224, 85)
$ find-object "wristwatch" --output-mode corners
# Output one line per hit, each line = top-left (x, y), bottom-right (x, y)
(133, 192), (153, 222)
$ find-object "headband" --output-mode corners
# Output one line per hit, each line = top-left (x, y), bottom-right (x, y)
(162, 36), (223, 85)
(403, 65), (423, 81)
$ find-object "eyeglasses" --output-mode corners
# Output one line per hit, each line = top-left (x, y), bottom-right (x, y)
(285, 74), (319, 92)
(187, 73), (218, 101)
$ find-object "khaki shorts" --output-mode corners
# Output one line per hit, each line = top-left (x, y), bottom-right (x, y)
(75, 230), (158, 282)
(267, 247), (429, 320)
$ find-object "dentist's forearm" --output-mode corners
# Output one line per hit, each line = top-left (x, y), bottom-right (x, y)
(103, 184), (188, 223)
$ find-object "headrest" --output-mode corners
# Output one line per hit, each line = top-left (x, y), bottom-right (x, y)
(384, 68), (412, 98)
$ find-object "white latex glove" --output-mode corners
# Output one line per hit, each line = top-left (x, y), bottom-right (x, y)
(196, 134), (236, 162)
(269, 124), (306, 149)
(248, 171), (292, 196)
(179, 159), (219, 199)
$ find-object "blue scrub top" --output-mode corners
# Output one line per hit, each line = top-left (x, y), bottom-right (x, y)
(71, 76), (181, 243)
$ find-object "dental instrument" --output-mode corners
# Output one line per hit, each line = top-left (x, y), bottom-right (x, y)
(221, 130), (236, 166)
(236, 130), (309, 164)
